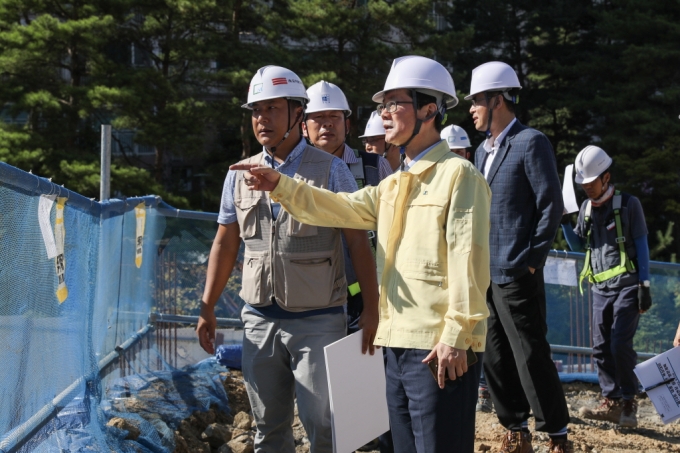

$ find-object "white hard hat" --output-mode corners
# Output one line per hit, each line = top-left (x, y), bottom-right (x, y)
(359, 111), (386, 138)
(305, 80), (351, 117)
(464, 61), (522, 100)
(242, 65), (309, 109)
(372, 56), (459, 109)
(574, 145), (613, 184)
(440, 125), (471, 149)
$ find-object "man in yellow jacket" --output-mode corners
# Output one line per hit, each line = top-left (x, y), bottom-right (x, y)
(232, 56), (491, 453)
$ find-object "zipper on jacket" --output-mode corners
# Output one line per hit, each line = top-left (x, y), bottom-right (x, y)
(270, 218), (276, 301)
(290, 257), (332, 266)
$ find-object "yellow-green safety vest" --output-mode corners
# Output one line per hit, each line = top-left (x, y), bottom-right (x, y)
(578, 191), (635, 294)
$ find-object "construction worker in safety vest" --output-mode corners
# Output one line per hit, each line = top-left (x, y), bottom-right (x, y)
(230, 55), (491, 453)
(468, 61), (571, 453)
(440, 124), (472, 159)
(561, 145), (651, 429)
(197, 66), (379, 453)
(301, 81), (390, 336)
(360, 110), (399, 172)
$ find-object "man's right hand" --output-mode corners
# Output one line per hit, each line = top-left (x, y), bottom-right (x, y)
(229, 163), (281, 192)
(638, 285), (652, 313)
(197, 301), (217, 354)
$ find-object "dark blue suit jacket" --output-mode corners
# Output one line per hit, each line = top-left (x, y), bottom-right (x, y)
(475, 120), (563, 284)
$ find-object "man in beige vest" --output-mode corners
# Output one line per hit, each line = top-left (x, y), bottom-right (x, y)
(196, 65), (378, 453)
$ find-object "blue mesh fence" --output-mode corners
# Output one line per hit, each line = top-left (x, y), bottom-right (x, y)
(1, 159), (678, 451)
(0, 161), (244, 453)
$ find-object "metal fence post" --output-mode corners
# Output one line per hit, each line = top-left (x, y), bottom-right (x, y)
(100, 125), (111, 201)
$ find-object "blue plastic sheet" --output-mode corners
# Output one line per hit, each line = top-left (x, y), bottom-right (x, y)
(216, 344), (243, 370)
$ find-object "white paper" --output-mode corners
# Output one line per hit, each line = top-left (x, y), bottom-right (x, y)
(634, 347), (680, 424)
(38, 194), (57, 258)
(562, 164), (580, 214)
(543, 257), (578, 287)
(324, 330), (390, 453)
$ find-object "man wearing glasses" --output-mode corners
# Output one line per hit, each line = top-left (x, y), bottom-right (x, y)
(467, 61), (571, 453)
(360, 110), (399, 172)
(231, 56), (491, 453)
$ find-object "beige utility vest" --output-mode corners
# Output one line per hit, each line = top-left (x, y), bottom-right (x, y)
(233, 146), (347, 312)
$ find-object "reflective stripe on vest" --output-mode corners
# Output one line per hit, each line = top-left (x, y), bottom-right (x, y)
(348, 282), (361, 296)
(578, 191), (636, 294)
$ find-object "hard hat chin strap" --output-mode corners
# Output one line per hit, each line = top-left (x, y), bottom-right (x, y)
(485, 93), (494, 139)
(383, 142), (392, 158)
(266, 100), (302, 168)
(484, 91), (516, 139)
(399, 89), (440, 170)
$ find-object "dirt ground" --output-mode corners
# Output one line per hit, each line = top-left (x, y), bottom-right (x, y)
(209, 373), (680, 453)
(472, 381), (680, 453)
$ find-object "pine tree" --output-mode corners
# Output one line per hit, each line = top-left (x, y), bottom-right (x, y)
(0, 0), (119, 176)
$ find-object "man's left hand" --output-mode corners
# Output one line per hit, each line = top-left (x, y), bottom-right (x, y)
(358, 308), (379, 355)
(528, 266), (536, 274)
(422, 343), (468, 389)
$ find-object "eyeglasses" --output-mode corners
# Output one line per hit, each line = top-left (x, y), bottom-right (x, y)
(362, 137), (383, 146)
(376, 100), (411, 115)
(470, 94), (499, 107)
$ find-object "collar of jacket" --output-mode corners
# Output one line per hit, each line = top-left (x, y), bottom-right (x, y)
(502, 119), (524, 143)
(406, 140), (451, 175)
(485, 120), (525, 184)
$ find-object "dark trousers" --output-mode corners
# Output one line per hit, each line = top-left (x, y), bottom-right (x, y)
(592, 285), (640, 399)
(479, 361), (488, 388)
(385, 347), (481, 453)
(484, 269), (570, 433)
(347, 292), (363, 335)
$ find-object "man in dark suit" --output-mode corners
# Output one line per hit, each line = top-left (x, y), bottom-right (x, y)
(467, 61), (571, 453)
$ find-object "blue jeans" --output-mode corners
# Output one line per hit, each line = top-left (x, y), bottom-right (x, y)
(385, 347), (481, 453)
(592, 285), (640, 399)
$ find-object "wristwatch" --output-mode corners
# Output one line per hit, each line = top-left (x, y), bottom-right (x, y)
(640, 280), (651, 287)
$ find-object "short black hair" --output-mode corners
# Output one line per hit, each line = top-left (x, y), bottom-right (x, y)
(414, 91), (445, 132)
(598, 164), (614, 182)
(486, 90), (517, 113)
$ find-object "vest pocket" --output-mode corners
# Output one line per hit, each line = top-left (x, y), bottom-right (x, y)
(282, 253), (335, 308)
(240, 252), (265, 306)
(287, 219), (318, 237)
(235, 197), (260, 238)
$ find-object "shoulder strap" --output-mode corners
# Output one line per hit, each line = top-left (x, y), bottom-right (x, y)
(357, 149), (380, 167)
(584, 199), (592, 219)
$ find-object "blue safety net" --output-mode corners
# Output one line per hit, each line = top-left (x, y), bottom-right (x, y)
(0, 161), (243, 453)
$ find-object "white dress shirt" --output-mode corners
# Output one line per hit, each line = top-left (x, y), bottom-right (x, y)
(483, 118), (517, 178)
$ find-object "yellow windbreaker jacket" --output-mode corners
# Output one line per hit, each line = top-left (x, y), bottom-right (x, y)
(271, 140), (491, 351)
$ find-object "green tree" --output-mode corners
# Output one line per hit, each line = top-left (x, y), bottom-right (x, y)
(257, 0), (466, 147)
(0, 0), (188, 204)
(0, 0), (118, 176)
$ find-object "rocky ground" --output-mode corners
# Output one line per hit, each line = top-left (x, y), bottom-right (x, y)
(473, 381), (680, 453)
(170, 373), (680, 453)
